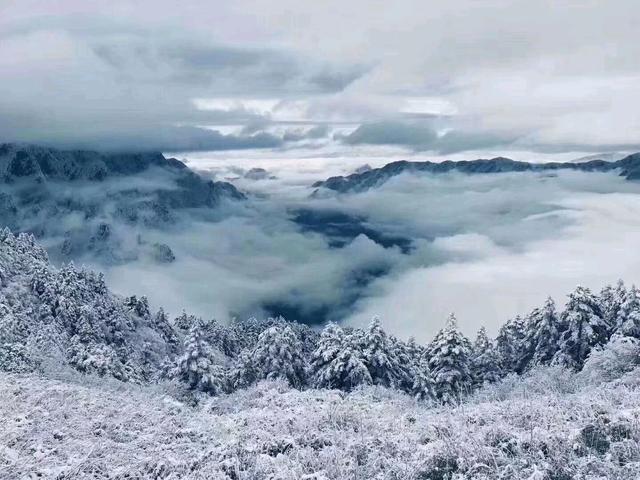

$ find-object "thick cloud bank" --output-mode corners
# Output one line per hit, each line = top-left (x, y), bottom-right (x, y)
(2, 1), (640, 155)
(73, 151), (640, 341)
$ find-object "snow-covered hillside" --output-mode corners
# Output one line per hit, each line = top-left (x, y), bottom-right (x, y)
(2, 367), (640, 479)
(3, 227), (640, 479)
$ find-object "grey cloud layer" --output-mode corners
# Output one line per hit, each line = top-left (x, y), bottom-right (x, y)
(80, 162), (640, 340)
(2, 1), (639, 153)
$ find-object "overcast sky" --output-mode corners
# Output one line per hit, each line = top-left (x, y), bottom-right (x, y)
(1, 0), (640, 155)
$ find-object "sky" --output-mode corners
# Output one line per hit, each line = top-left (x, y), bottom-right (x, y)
(1, 0), (640, 156)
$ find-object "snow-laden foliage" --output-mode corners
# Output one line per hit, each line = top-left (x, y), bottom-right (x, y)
(171, 318), (227, 394)
(3, 227), (640, 404)
(615, 285), (640, 338)
(581, 334), (640, 384)
(471, 327), (503, 386)
(3, 367), (640, 479)
(554, 285), (609, 370)
(240, 325), (308, 388)
(0, 228), (173, 381)
(523, 296), (562, 367)
(427, 314), (473, 403)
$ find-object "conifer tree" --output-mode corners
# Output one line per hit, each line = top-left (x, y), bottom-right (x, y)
(251, 325), (307, 388)
(527, 297), (563, 366)
(228, 348), (261, 390)
(312, 327), (372, 391)
(599, 281), (626, 327)
(310, 322), (345, 388)
(496, 315), (527, 373)
(427, 314), (472, 403)
(471, 326), (503, 386)
(615, 285), (640, 338)
(554, 285), (609, 370)
(412, 358), (436, 402)
(153, 308), (180, 354)
(361, 317), (410, 388)
(173, 319), (226, 394)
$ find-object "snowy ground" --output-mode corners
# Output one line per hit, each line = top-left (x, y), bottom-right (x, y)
(1, 368), (640, 479)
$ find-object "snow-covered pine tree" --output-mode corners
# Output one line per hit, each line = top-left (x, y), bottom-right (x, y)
(311, 324), (374, 391)
(250, 325), (307, 388)
(599, 280), (626, 327)
(390, 335), (422, 392)
(152, 308), (180, 354)
(412, 356), (436, 401)
(615, 285), (640, 338)
(554, 285), (609, 370)
(520, 297), (563, 368)
(174, 311), (198, 332)
(125, 295), (150, 319)
(311, 322), (346, 388)
(321, 337), (372, 391)
(495, 315), (527, 374)
(208, 319), (240, 358)
(360, 317), (410, 389)
(427, 313), (473, 403)
(471, 326), (503, 386)
(173, 318), (227, 394)
(228, 348), (261, 390)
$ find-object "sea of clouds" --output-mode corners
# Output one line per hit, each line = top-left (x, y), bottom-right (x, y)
(71, 149), (640, 342)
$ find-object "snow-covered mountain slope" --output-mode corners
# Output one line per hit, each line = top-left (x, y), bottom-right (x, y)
(0, 144), (244, 263)
(0, 229), (175, 381)
(312, 153), (640, 193)
(2, 368), (640, 479)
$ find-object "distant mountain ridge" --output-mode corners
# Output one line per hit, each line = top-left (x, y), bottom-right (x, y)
(0, 143), (244, 206)
(313, 153), (640, 193)
(0, 143), (245, 263)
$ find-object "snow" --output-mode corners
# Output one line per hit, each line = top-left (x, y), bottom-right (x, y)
(4, 226), (640, 478)
(1, 368), (640, 479)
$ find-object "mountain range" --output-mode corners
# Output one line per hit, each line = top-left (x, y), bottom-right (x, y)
(0, 144), (244, 263)
(313, 153), (640, 193)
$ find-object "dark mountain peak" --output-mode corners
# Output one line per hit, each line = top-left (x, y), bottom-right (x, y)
(0, 143), (245, 264)
(0, 143), (189, 182)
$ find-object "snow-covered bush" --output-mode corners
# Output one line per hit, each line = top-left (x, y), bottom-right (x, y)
(2, 369), (640, 479)
(581, 334), (640, 384)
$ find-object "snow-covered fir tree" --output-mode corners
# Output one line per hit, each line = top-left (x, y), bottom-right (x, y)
(427, 313), (473, 403)
(310, 322), (346, 388)
(471, 326), (503, 386)
(554, 285), (609, 370)
(360, 317), (411, 388)
(391, 335), (422, 392)
(208, 319), (241, 358)
(247, 325), (307, 388)
(599, 280), (627, 327)
(313, 328), (372, 391)
(228, 348), (261, 390)
(522, 297), (562, 368)
(412, 357), (436, 401)
(495, 315), (527, 374)
(611, 284), (640, 339)
(172, 318), (227, 394)
(152, 307), (180, 354)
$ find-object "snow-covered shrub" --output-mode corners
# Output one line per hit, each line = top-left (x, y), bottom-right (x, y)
(581, 334), (640, 384)
(472, 364), (581, 403)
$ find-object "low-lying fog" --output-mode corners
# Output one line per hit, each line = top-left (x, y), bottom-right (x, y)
(87, 149), (640, 342)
